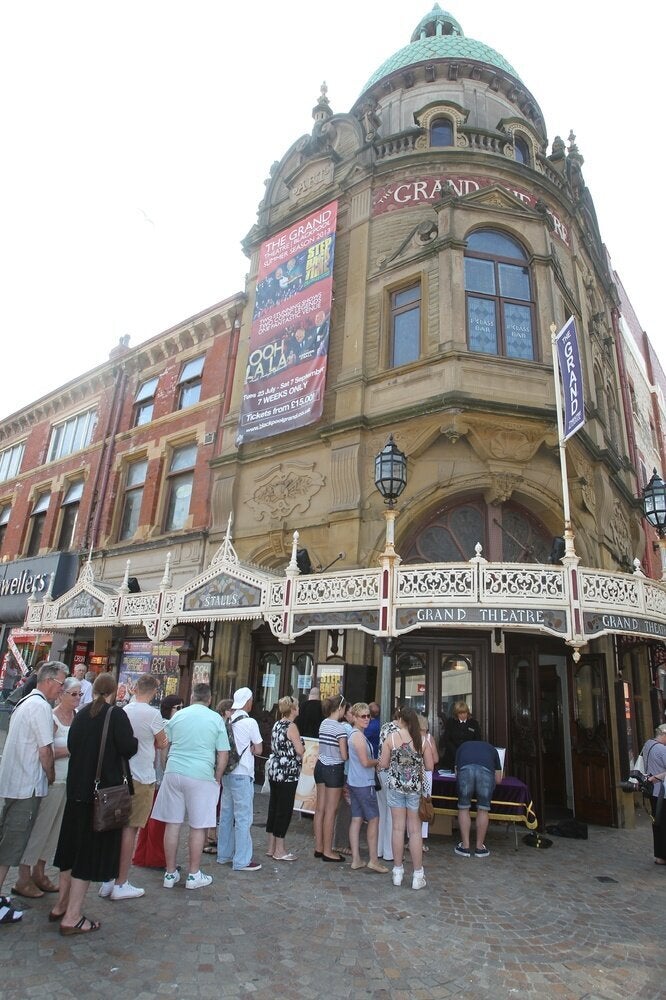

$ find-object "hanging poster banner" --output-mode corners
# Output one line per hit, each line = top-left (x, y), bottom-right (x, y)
(555, 317), (585, 441)
(236, 200), (338, 444)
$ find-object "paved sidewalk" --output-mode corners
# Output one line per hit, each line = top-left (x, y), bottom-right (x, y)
(0, 784), (663, 1000)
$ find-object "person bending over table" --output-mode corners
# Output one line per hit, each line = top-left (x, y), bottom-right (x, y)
(453, 740), (502, 859)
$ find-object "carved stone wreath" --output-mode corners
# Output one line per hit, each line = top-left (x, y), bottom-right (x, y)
(247, 463), (325, 521)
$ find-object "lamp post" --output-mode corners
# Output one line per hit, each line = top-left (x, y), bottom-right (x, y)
(642, 468), (666, 580)
(374, 434), (407, 723)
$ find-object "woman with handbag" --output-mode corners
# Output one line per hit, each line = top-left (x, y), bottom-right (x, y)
(50, 673), (137, 935)
(264, 696), (303, 861)
(378, 707), (434, 890)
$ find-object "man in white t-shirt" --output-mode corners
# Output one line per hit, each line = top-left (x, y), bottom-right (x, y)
(99, 673), (166, 901)
(73, 664), (93, 706)
(0, 661), (66, 924)
(217, 687), (263, 872)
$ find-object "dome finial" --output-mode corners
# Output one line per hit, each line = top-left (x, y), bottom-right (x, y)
(312, 80), (332, 122)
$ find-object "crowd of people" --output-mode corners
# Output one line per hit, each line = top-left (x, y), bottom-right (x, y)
(3, 663), (663, 933)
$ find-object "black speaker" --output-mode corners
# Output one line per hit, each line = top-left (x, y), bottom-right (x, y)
(296, 549), (312, 575)
(127, 577), (141, 593)
(548, 537), (566, 564)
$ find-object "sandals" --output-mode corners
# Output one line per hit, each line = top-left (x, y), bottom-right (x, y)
(60, 915), (101, 936)
(273, 853), (297, 862)
(0, 901), (23, 924)
(202, 845), (217, 855)
(33, 876), (59, 893)
(11, 882), (44, 899)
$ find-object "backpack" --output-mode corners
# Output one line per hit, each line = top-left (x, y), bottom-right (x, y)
(223, 714), (248, 774)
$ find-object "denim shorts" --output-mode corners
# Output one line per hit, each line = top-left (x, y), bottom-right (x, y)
(386, 787), (420, 812)
(314, 760), (345, 788)
(456, 764), (495, 810)
(349, 784), (379, 820)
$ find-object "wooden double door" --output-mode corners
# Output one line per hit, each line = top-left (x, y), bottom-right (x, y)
(507, 639), (616, 827)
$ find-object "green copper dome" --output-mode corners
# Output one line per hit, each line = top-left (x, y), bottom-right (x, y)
(361, 5), (521, 94)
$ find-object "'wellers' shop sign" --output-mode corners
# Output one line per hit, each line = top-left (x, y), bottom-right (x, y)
(372, 175), (569, 246)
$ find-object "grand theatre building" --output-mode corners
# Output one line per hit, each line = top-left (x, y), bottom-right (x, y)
(25, 7), (666, 829)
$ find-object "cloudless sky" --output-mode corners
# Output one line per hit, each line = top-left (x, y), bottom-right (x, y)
(1, 1), (662, 419)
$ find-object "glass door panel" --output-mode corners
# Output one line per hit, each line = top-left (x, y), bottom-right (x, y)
(394, 653), (426, 714)
(290, 652), (314, 701)
(258, 651), (282, 715)
(439, 654), (473, 723)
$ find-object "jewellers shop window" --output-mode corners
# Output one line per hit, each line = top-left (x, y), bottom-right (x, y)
(57, 479), (84, 550)
(164, 443), (197, 531)
(134, 377), (159, 427)
(177, 356), (205, 410)
(403, 498), (551, 563)
(395, 653), (427, 714)
(0, 504), (10, 552)
(389, 282), (421, 367)
(465, 230), (536, 361)
(119, 458), (148, 541)
(26, 492), (50, 557)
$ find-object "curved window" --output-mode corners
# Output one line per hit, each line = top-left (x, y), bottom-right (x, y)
(465, 230), (536, 360)
(514, 136), (530, 166)
(403, 499), (551, 564)
(430, 118), (453, 147)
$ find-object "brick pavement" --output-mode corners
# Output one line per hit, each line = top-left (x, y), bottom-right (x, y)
(0, 784), (664, 1000)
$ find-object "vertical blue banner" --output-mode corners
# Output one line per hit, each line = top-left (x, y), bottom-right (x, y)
(555, 317), (585, 441)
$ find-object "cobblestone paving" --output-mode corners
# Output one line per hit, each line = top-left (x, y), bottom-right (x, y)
(0, 792), (663, 1000)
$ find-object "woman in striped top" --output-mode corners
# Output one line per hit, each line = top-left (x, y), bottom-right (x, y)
(313, 695), (349, 862)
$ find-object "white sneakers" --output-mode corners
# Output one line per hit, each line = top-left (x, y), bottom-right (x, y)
(163, 870), (181, 889)
(392, 865), (426, 889)
(185, 871), (213, 890)
(98, 881), (114, 898)
(412, 870), (427, 891)
(110, 881), (145, 900)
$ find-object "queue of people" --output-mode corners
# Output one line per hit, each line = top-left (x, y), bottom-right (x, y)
(2, 669), (664, 933)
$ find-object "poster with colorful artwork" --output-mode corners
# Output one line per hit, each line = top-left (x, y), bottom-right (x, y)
(236, 201), (338, 444)
(118, 639), (180, 705)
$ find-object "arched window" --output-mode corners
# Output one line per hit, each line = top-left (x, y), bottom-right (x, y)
(430, 117), (453, 147)
(464, 230), (536, 360)
(514, 135), (530, 166)
(403, 498), (551, 564)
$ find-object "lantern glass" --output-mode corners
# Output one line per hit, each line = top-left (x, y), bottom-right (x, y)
(642, 468), (666, 535)
(374, 434), (407, 507)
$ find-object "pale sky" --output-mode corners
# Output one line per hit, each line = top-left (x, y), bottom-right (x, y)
(1, 1), (661, 419)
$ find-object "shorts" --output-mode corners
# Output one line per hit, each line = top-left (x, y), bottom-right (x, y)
(128, 780), (155, 828)
(0, 795), (40, 866)
(349, 784), (379, 821)
(314, 761), (345, 788)
(386, 787), (421, 812)
(456, 764), (495, 810)
(151, 772), (219, 829)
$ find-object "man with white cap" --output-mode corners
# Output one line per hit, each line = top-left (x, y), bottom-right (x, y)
(217, 687), (263, 872)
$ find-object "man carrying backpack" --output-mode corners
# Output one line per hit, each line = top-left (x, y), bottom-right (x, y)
(217, 687), (263, 872)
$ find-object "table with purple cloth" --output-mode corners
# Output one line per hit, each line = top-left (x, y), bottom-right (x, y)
(431, 773), (538, 833)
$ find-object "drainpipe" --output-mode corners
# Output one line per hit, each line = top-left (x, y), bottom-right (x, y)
(88, 365), (127, 550)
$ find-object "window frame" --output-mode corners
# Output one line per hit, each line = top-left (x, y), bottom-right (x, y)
(0, 503), (10, 552)
(464, 230), (537, 361)
(430, 116), (454, 147)
(118, 458), (149, 541)
(47, 409), (98, 462)
(388, 280), (422, 368)
(134, 377), (159, 427)
(177, 356), (205, 410)
(26, 491), (51, 557)
(57, 480), (84, 551)
(164, 443), (197, 532)
(0, 442), (25, 483)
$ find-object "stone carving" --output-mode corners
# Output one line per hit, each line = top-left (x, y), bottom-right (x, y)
(608, 499), (631, 562)
(247, 463), (325, 521)
(485, 473), (524, 505)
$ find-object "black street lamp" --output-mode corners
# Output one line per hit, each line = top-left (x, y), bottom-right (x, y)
(374, 434), (407, 509)
(642, 468), (666, 537)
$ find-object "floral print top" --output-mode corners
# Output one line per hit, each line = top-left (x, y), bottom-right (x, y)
(386, 733), (423, 793)
(267, 719), (303, 783)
